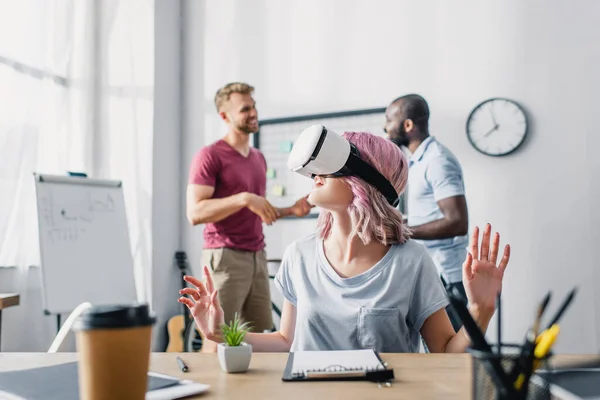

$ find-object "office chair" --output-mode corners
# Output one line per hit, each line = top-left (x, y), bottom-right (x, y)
(47, 302), (92, 353)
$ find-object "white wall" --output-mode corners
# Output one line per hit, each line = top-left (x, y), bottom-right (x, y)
(180, 0), (600, 354)
(151, 0), (183, 351)
(181, 0), (207, 276)
(0, 268), (56, 351)
(0, 1), (172, 353)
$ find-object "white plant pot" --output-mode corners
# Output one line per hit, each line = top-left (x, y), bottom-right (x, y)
(218, 342), (252, 373)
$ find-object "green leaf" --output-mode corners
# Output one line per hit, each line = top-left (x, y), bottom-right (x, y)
(220, 312), (252, 346)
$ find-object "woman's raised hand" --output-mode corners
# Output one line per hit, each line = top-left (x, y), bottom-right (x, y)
(178, 265), (225, 342)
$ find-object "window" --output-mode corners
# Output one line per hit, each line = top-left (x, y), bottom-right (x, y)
(0, 1), (92, 267)
(0, 0), (154, 303)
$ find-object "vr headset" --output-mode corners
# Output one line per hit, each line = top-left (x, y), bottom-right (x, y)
(287, 124), (400, 207)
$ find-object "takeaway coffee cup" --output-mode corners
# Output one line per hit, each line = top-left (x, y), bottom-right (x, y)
(73, 303), (156, 400)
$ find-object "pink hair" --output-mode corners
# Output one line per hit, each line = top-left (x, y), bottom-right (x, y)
(316, 131), (410, 245)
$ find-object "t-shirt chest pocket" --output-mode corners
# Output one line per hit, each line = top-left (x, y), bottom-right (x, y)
(357, 307), (406, 352)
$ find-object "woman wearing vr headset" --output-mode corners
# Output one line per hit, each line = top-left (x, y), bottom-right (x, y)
(179, 128), (509, 354)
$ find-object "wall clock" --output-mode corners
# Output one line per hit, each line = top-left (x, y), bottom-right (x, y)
(466, 98), (528, 156)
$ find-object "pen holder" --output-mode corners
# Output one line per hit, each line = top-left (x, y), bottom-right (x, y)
(469, 344), (551, 400)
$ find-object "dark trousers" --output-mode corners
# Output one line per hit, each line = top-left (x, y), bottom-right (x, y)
(443, 278), (468, 332)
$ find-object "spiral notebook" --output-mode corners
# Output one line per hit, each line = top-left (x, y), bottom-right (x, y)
(282, 349), (394, 382)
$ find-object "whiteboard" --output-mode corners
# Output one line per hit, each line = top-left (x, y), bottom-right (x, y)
(33, 173), (138, 315)
(254, 108), (407, 217)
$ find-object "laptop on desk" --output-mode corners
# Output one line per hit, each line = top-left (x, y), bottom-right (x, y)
(533, 367), (600, 400)
(0, 362), (209, 400)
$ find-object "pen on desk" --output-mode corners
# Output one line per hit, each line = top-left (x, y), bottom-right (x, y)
(176, 356), (188, 372)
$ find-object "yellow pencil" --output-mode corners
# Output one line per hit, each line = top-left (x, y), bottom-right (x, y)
(514, 324), (560, 390)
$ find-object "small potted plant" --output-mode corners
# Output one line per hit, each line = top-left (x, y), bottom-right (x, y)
(217, 313), (253, 373)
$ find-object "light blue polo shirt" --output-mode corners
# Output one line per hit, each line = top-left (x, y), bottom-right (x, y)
(274, 233), (449, 353)
(406, 136), (468, 284)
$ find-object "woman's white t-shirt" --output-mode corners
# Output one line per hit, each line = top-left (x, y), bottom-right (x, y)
(274, 233), (449, 353)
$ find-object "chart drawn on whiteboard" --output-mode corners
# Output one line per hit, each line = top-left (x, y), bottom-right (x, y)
(60, 209), (77, 221)
(53, 192), (115, 228)
(47, 227), (86, 244)
(78, 214), (92, 223)
(60, 208), (92, 223)
(88, 192), (115, 212)
(40, 192), (56, 227)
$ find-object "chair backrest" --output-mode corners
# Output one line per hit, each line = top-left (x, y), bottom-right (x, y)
(47, 302), (92, 353)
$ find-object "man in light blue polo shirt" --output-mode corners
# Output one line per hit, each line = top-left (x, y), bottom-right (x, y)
(384, 94), (469, 332)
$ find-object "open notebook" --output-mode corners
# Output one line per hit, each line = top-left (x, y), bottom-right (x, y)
(282, 349), (394, 382)
(0, 361), (209, 400)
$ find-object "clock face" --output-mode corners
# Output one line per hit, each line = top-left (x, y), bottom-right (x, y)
(466, 98), (528, 156)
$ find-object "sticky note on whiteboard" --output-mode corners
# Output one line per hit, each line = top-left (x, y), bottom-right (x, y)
(280, 141), (294, 153)
(271, 185), (285, 196)
(266, 168), (276, 179)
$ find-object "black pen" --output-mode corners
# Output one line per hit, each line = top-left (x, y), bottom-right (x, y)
(534, 292), (552, 337)
(177, 356), (189, 372)
(497, 292), (502, 354)
(448, 294), (512, 396)
(448, 294), (492, 352)
(508, 291), (552, 385)
(544, 287), (577, 330)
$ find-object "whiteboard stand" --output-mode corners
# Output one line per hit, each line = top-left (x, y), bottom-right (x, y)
(33, 173), (139, 333)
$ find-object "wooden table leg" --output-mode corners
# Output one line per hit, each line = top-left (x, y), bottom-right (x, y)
(0, 294), (21, 351)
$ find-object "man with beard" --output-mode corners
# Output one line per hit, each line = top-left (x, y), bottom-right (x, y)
(384, 94), (469, 332)
(186, 82), (311, 350)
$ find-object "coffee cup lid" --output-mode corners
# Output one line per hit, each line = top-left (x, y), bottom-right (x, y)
(73, 303), (156, 330)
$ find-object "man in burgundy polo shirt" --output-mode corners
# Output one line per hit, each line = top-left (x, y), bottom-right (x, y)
(186, 82), (311, 349)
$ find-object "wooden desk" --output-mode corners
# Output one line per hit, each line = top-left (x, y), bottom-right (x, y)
(0, 353), (596, 399)
(0, 293), (19, 351)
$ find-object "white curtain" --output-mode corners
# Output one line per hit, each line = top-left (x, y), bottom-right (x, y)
(0, 0), (154, 351)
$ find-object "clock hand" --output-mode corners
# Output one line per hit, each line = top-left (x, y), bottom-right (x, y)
(489, 105), (498, 126)
(483, 124), (499, 137)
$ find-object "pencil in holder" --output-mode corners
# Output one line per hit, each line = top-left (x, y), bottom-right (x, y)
(468, 344), (552, 400)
